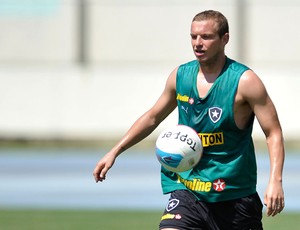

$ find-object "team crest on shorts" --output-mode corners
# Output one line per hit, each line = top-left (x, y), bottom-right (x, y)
(166, 199), (179, 211)
(208, 107), (222, 123)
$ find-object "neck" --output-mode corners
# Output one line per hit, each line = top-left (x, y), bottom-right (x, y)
(199, 54), (227, 77)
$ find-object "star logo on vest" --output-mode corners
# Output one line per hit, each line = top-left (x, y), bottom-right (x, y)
(166, 199), (179, 212)
(213, 178), (226, 192)
(208, 107), (222, 123)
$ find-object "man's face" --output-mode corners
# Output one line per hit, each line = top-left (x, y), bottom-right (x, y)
(190, 19), (228, 64)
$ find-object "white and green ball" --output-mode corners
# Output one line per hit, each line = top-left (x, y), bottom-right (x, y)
(156, 125), (203, 172)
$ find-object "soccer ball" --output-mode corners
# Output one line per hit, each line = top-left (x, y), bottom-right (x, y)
(155, 125), (203, 172)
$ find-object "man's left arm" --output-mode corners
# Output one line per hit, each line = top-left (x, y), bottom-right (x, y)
(239, 70), (285, 217)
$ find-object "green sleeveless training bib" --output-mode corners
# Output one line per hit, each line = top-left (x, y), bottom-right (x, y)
(161, 58), (257, 202)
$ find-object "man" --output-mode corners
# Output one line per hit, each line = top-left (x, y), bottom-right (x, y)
(93, 10), (285, 229)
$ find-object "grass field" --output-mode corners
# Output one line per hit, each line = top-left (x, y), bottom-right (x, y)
(0, 210), (299, 230)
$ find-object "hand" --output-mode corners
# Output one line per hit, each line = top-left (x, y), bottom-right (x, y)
(264, 181), (285, 217)
(93, 152), (116, 183)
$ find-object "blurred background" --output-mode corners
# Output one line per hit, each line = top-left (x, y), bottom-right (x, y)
(0, 0), (300, 216)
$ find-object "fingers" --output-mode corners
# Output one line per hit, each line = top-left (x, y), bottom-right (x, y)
(93, 163), (108, 183)
(264, 196), (285, 217)
(93, 153), (116, 183)
(267, 203), (284, 217)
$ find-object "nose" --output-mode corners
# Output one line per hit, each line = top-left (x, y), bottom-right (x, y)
(195, 36), (203, 47)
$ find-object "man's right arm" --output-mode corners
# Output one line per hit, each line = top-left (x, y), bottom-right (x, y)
(93, 67), (178, 182)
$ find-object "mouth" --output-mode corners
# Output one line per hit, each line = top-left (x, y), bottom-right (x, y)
(194, 49), (205, 57)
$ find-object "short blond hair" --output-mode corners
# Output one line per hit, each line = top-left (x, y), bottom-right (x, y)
(192, 10), (229, 38)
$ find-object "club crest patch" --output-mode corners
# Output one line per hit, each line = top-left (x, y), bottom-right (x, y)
(166, 199), (179, 212)
(208, 107), (222, 123)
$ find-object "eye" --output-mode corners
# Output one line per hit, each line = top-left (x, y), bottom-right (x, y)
(190, 34), (197, 40)
(201, 34), (216, 40)
(201, 34), (211, 40)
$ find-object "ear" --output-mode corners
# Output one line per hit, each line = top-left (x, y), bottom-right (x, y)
(222, 33), (229, 45)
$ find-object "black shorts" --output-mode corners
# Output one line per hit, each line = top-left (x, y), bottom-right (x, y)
(159, 190), (263, 230)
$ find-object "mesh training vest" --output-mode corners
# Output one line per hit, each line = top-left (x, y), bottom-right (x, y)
(160, 58), (257, 202)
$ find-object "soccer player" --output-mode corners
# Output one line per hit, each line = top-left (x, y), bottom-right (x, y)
(93, 10), (285, 229)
